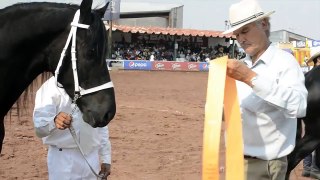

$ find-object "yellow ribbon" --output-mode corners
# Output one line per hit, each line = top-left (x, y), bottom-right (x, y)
(202, 56), (244, 180)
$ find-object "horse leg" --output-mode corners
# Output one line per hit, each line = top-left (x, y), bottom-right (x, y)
(286, 135), (320, 179)
(0, 119), (4, 154)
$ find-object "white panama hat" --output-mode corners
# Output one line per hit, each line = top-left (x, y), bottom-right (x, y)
(306, 47), (320, 65)
(223, 0), (275, 34)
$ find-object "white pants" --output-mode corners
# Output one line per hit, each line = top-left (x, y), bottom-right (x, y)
(47, 146), (100, 180)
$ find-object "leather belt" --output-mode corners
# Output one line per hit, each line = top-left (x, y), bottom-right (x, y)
(244, 155), (258, 159)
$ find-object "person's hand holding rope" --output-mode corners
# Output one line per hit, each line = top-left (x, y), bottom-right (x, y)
(54, 112), (72, 130)
(99, 163), (111, 179)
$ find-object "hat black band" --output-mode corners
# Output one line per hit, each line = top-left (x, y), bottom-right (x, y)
(231, 12), (264, 27)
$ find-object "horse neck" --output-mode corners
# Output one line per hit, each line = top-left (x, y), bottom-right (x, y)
(0, 3), (76, 117)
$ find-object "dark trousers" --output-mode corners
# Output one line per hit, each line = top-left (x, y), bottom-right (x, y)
(244, 156), (287, 180)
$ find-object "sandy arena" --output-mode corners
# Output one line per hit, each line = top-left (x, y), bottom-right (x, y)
(0, 70), (310, 179)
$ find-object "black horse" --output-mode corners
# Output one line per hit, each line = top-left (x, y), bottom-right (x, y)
(286, 66), (320, 179)
(0, 0), (116, 153)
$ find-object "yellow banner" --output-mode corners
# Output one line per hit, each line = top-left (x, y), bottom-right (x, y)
(202, 56), (244, 180)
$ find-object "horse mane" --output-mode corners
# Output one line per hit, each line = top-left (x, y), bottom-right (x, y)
(6, 72), (52, 120)
(0, 2), (77, 12)
(0, 2), (78, 53)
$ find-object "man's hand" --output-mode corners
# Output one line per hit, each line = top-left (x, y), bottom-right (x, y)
(99, 163), (111, 180)
(54, 112), (72, 130)
(227, 59), (257, 86)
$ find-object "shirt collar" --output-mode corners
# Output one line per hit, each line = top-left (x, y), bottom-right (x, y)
(258, 45), (276, 65)
(242, 45), (275, 67)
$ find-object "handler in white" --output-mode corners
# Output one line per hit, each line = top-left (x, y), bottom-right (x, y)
(33, 77), (111, 180)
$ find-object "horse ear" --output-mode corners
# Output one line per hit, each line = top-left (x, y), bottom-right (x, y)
(80, 0), (93, 23)
(95, 1), (110, 18)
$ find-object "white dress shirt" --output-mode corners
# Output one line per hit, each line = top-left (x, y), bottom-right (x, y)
(237, 45), (308, 160)
(33, 77), (111, 164)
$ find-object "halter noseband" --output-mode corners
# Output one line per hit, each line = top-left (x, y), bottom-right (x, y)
(54, 10), (113, 102)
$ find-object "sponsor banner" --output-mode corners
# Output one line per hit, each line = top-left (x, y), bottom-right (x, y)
(296, 41), (306, 48)
(152, 62), (201, 71)
(187, 62), (200, 71)
(199, 62), (209, 71)
(124, 60), (152, 70)
(121, 60), (209, 71)
(312, 40), (320, 47)
(106, 59), (124, 69)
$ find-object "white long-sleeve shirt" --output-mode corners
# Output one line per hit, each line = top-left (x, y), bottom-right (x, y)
(237, 45), (308, 160)
(33, 77), (111, 164)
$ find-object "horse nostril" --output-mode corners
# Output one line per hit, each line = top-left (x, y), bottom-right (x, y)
(95, 120), (107, 128)
(90, 110), (115, 127)
(104, 110), (115, 121)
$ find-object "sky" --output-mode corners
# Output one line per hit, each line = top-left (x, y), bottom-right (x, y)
(122, 0), (320, 40)
(2, 0), (319, 40)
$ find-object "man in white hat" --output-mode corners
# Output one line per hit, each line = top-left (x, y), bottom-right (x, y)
(306, 47), (320, 68)
(223, 0), (308, 179)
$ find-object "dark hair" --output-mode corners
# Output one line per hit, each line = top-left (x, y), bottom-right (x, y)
(313, 55), (320, 66)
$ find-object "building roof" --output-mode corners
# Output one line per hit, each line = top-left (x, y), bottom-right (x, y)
(111, 24), (234, 38)
(271, 29), (314, 41)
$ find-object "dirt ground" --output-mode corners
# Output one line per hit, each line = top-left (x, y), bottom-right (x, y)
(0, 70), (311, 180)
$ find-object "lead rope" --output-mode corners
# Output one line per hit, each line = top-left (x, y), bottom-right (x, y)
(68, 94), (105, 180)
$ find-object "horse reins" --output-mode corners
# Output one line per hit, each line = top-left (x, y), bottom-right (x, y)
(68, 104), (106, 180)
(54, 9), (113, 180)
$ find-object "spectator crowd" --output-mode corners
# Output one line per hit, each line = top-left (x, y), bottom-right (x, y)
(111, 41), (244, 62)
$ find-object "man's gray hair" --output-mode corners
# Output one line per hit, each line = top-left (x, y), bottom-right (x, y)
(256, 17), (271, 38)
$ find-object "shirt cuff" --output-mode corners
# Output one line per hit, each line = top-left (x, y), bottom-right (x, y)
(99, 144), (111, 164)
(100, 153), (111, 164)
(49, 118), (56, 132)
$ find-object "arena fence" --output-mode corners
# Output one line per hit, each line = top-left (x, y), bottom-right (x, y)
(106, 59), (311, 73)
(106, 59), (209, 71)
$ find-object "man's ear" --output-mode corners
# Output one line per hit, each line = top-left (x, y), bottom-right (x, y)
(261, 18), (270, 29)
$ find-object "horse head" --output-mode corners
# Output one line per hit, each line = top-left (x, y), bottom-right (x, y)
(0, 0), (115, 154)
(55, 0), (115, 127)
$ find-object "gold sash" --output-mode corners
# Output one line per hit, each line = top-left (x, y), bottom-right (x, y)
(202, 56), (244, 180)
